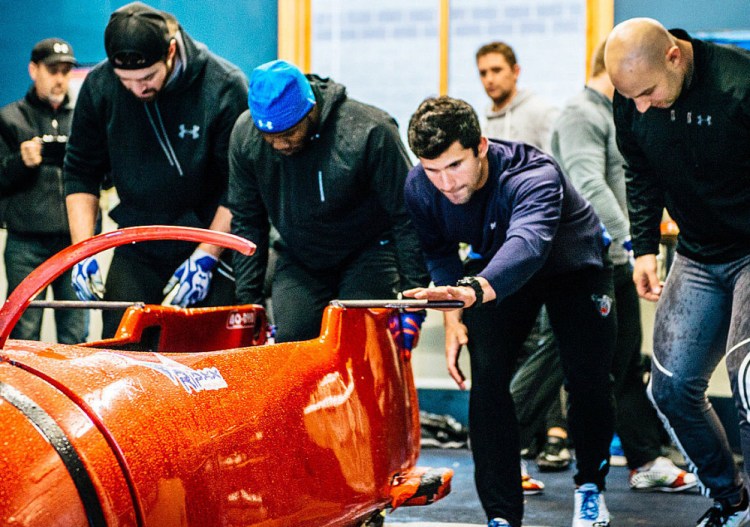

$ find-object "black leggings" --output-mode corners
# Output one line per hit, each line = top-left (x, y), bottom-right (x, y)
(463, 265), (616, 526)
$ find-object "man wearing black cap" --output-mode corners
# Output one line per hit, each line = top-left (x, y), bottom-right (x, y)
(64, 2), (248, 337)
(0, 37), (87, 344)
(229, 60), (429, 344)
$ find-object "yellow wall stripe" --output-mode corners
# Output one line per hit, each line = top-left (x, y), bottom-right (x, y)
(278, 0), (312, 72)
(586, 0), (614, 78)
(439, 0), (450, 95)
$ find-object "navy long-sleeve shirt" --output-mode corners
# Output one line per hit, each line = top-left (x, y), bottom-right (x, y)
(404, 140), (605, 303)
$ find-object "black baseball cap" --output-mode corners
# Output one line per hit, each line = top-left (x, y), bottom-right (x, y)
(31, 38), (77, 66)
(104, 2), (172, 70)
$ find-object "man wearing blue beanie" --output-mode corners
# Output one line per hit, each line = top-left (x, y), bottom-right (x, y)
(228, 60), (429, 344)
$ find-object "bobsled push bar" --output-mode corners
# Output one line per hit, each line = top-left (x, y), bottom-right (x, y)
(28, 300), (145, 310)
(330, 299), (464, 309)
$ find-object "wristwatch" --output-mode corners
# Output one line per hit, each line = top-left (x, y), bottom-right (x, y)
(456, 276), (483, 308)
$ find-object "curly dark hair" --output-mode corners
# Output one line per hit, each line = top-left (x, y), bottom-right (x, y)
(407, 96), (482, 160)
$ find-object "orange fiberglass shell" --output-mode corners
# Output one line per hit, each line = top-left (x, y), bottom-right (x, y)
(0, 227), (452, 527)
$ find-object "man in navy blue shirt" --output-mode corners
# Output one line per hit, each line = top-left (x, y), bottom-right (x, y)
(403, 96), (616, 527)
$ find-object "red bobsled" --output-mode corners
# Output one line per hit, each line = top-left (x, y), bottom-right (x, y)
(0, 226), (453, 527)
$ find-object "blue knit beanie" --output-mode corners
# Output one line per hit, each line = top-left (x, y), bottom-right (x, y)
(249, 60), (316, 133)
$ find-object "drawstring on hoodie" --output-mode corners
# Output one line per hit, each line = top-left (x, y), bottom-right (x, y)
(144, 101), (184, 177)
(318, 170), (325, 202)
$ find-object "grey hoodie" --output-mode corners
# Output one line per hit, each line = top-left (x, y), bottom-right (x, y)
(483, 88), (559, 154)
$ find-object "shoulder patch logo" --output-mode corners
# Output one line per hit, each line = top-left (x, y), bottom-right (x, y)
(591, 294), (612, 318)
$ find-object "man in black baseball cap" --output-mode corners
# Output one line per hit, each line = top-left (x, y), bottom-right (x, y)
(0, 36), (86, 344)
(31, 38), (77, 66)
(101, 2), (177, 102)
(104, 1), (172, 70)
(64, 1), (248, 338)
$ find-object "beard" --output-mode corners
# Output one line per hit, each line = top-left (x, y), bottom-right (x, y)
(46, 92), (65, 106)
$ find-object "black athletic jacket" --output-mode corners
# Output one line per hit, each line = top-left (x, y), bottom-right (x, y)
(0, 88), (73, 234)
(228, 75), (429, 304)
(614, 30), (750, 263)
(64, 29), (248, 263)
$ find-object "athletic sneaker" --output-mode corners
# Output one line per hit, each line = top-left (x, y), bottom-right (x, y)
(573, 483), (610, 527)
(521, 459), (545, 495)
(696, 490), (750, 527)
(629, 456), (698, 492)
(536, 435), (572, 472)
(488, 519), (512, 527)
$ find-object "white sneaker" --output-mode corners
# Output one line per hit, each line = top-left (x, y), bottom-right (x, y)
(629, 456), (698, 492)
(572, 483), (610, 527)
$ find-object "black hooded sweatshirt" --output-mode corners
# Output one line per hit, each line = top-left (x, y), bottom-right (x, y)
(64, 29), (248, 263)
(0, 87), (73, 234)
(228, 75), (429, 304)
(614, 30), (750, 263)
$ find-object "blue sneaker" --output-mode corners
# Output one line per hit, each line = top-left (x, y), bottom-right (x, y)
(609, 433), (626, 467)
(488, 519), (511, 527)
(573, 483), (610, 527)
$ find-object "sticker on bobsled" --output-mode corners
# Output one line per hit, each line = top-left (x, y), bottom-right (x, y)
(226, 310), (255, 329)
(125, 353), (228, 394)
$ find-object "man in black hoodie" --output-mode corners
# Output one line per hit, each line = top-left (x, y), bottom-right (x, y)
(0, 38), (87, 343)
(607, 17), (750, 527)
(228, 60), (429, 343)
(64, 2), (248, 338)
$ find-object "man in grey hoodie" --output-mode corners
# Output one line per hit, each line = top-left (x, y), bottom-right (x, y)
(476, 41), (568, 482)
(477, 41), (558, 152)
(551, 40), (696, 494)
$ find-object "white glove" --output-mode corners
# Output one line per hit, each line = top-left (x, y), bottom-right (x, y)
(162, 248), (218, 307)
(71, 256), (105, 301)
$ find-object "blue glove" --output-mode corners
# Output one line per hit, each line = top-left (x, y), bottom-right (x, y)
(162, 248), (218, 307)
(71, 256), (105, 301)
(600, 223), (612, 248)
(388, 311), (426, 351)
(622, 236), (635, 267)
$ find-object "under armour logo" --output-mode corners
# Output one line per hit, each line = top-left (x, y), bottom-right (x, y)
(490, 222), (497, 230)
(178, 124), (200, 139)
(696, 115), (712, 126)
(256, 119), (274, 131)
(53, 42), (70, 54)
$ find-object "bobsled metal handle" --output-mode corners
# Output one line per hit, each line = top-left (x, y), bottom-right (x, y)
(330, 299), (464, 309)
(28, 300), (145, 310)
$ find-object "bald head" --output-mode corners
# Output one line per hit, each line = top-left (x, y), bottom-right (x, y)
(604, 18), (692, 112)
(605, 18), (675, 79)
